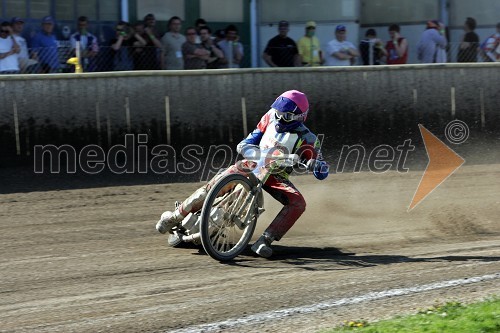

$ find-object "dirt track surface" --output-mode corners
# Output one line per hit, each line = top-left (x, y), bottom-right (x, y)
(1, 164), (499, 332)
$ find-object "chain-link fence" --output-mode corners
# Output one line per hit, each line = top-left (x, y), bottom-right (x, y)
(3, 41), (498, 74)
(349, 42), (497, 66)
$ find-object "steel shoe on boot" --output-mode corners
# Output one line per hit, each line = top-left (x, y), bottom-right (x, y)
(251, 234), (273, 258)
(156, 211), (182, 234)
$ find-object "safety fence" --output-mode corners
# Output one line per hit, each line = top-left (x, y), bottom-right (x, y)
(1, 63), (499, 163)
(2, 42), (497, 75)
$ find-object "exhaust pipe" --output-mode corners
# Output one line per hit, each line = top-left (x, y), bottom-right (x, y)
(182, 232), (201, 242)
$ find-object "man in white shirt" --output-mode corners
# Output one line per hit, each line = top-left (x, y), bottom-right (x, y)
(70, 16), (99, 71)
(11, 17), (38, 73)
(325, 25), (359, 66)
(0, 21), (20, 74)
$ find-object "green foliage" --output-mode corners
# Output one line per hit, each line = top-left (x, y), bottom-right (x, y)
(323, 297), (500, 333)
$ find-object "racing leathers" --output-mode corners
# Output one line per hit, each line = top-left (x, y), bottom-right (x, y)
(168, 108), (329, 242)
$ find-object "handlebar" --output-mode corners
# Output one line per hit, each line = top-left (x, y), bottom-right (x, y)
(240, 146), (312, 170)
(264, 153), (309, 169)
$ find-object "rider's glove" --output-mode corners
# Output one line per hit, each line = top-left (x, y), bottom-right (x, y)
(306, 159), (329, 180)
(238, 144), (260, 160)
(306, 159), (317, 171)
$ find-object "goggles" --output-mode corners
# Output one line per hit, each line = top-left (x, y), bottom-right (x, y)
(273, 108), (307, 123)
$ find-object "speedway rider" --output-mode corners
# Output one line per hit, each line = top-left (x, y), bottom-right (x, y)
(156, 90), (329, 258)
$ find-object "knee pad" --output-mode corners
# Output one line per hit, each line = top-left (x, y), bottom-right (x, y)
(179, 187), (208, 215)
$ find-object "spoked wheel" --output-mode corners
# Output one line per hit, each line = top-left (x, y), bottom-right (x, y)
(200, 174), (259, 261)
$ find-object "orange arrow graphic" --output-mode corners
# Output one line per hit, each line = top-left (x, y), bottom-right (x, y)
(408, 124), (465, 211)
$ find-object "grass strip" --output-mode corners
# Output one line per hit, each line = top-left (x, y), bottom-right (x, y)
(323, 297), (500, 333)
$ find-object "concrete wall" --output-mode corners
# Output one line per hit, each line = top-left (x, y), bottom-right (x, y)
(0, 64), (499, 164)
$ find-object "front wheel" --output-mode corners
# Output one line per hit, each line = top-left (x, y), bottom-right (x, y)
(200, 173), (259, 261)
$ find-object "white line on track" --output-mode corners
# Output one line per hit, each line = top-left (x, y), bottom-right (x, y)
(169, 273), (500, 333)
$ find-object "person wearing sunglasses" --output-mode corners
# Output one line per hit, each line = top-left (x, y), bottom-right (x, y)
(298, 21), (323, 67)
(181, 27), (210, 69)
(156, 90), (329, 258)
(31, 16), (60, 73)
(110, 21), (146, 71)
(0, 22), (20, 74)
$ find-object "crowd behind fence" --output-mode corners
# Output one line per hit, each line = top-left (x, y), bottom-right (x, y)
(1, 14), (499, 74)
(4, 41), (495, 75)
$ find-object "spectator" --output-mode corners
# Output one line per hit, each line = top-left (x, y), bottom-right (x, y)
(385, 24), (408, 65)
(325, 25), (359, 66)
(194, 18), (207, 43)
(480, 22), (500, 62)
(214, 29), (225, 44)
(70, 16), (99, 71)
(0, 22), (20, 74)
(359, 28), (385, 65)
(217, 25), (243, 68)
(182, 27), (209, 69)
(457, 17), (479, 62)
(417, 20), (447, 63)
(195, 18), (207, 33)
(142, 13), (162, 69)
(199, 26), (224, 69)
(437, 25), (450, 63)
(263, 20), (299, 67)
(31, 16), (60, 73)
(110, 21), (145, 71)
(297, 21), (323, 67)
(11, 17), (39, 73)
(161, 16), (185, 70)
(130, 22), (149, 70)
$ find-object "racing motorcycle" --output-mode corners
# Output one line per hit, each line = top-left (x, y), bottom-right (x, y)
(166, 148), (309, 261)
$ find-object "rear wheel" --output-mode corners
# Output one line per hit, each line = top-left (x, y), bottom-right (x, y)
(200, 174), (258, 261)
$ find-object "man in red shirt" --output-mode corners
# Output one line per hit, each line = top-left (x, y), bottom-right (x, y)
(385, 24), (408, 65)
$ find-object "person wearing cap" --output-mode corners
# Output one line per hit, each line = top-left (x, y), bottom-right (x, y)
(11, 17), (39, 73)
(416, 20), (447, 63)
(0, 21), (20, 74)
(31, 16), (60, 73)
(325, 25), (359, 66)
(359, 28), (386, 65)
(262, 20), (300, 67)
(297, 21), (323, 66)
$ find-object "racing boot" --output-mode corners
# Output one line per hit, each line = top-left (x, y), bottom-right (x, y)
(156, 210), (184, 234)
(251, 233), (274, 258)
